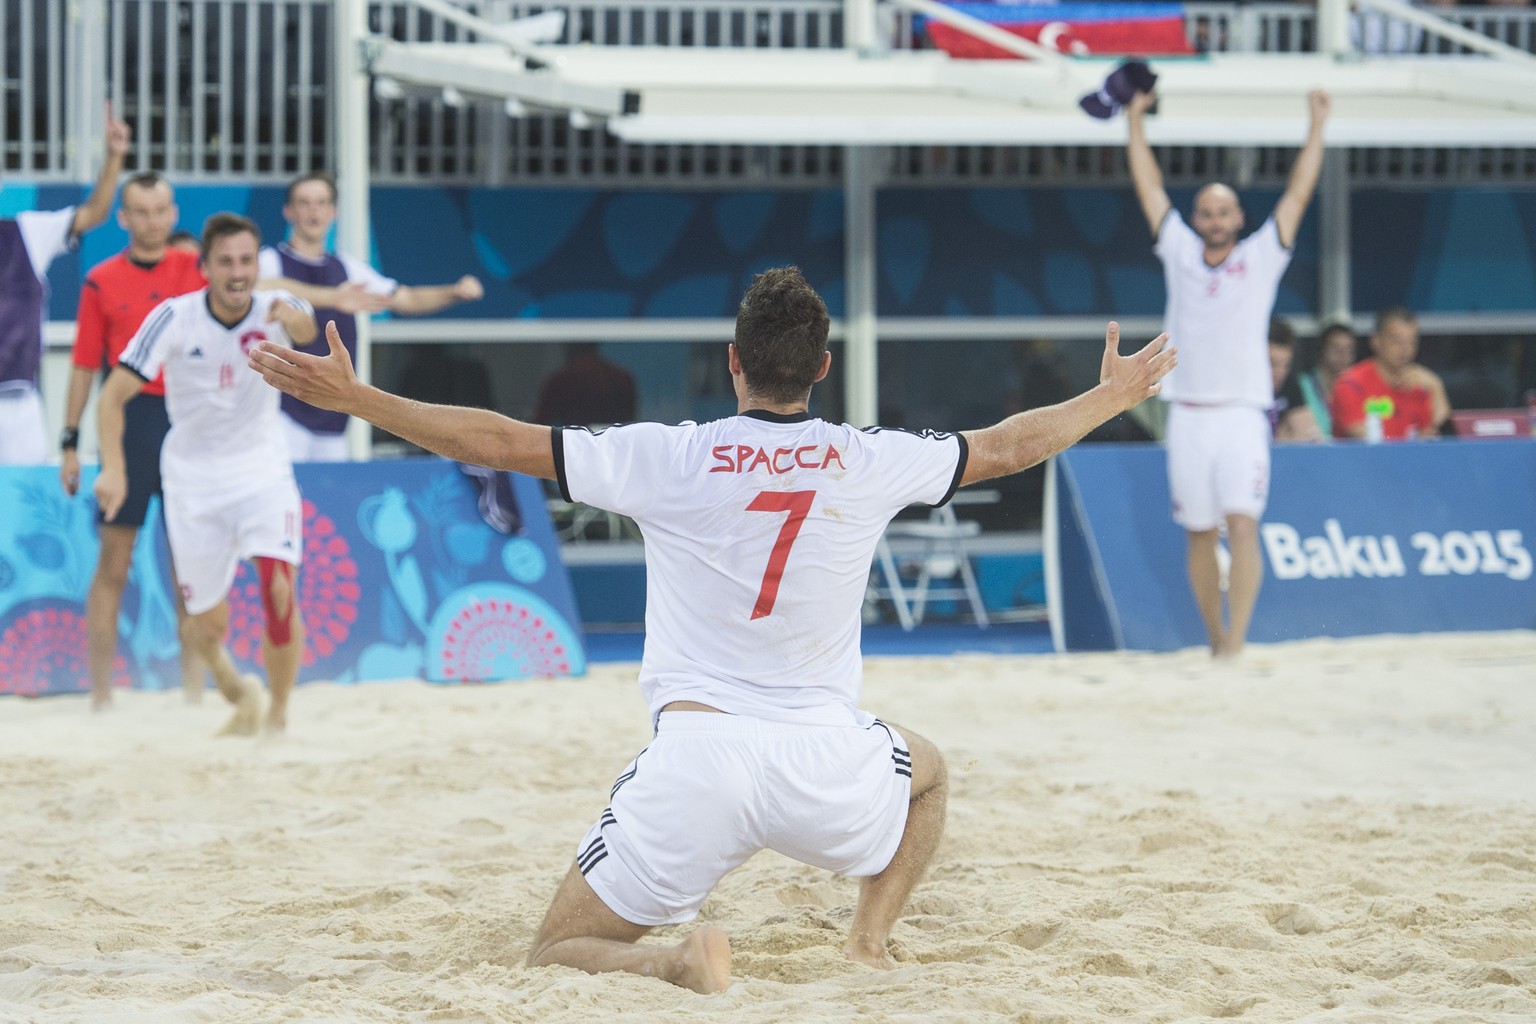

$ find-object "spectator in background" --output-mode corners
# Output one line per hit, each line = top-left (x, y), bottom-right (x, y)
(257, 171), (485, 462)
(1269, 317), (1324, 442)
(60, 171), (208, 711)
(167, 229), (201, 254)
(1331, 307), (1451, 440)
(0, 104), (130, 464)
(1298, 320), (1357, 438)
(532, 342), (638, 427)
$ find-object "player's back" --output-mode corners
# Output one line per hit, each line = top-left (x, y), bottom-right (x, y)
(558, 412), (964, 724)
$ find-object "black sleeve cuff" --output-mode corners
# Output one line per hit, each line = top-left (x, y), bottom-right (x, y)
(552, 426), (572, 502)
(935, 432), (969, 507)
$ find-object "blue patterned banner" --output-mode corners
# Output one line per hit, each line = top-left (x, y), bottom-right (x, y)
(0, 460), (585, 696)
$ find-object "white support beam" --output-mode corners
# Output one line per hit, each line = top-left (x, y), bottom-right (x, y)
(1318, 149), (1352, 325)
(68, 0), (107, 182)
(336, 0), (373, 460)
(844, 147), (880, 428)
(368, 42), (634, 118)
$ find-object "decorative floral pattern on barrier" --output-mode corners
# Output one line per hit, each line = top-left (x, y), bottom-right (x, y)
(0, 462), (583, 694)
(0, 601), (128, 696)
(227, 499), (360, 668)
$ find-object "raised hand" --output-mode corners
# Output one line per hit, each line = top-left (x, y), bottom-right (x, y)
(1099, 321), (1176, 410)
(249, 320), (361, 414)
(454, 275), (485, 302)
(1308, 89), (1332, 124)
(1126, 90), (1157, 119)
(104, 102), (131, 157)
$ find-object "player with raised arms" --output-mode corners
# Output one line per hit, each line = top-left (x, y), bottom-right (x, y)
(249, 266), (1173, 991)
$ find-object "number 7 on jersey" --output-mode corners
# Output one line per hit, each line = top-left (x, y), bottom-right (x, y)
(745, 490), (816, 620)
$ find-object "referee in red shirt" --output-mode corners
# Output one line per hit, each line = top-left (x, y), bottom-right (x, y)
(60, 172), (207, 710)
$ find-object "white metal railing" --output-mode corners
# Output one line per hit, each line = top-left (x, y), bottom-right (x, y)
(6, 1), (1536, 185)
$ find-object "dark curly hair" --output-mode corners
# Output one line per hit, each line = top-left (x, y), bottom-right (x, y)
(732, 266), (830, 404)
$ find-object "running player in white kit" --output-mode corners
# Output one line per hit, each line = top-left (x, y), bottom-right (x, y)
(249, 267), (1174, 992)
(95, 213), (316, 735)
(1126, 87), (1330, 658)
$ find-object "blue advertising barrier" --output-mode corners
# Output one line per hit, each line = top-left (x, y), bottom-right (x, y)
(1045, 440), (1536, 652)
(0, 460), (585, 696)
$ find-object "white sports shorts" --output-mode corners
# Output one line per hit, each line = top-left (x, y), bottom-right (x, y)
(577, 712), (913, 927)
(0, 387), (47, 465)
(165, 478), (303, 615)
(1165, 403), (1271, 531)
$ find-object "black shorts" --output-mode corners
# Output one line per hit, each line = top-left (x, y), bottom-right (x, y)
(98, 392), (170, 528)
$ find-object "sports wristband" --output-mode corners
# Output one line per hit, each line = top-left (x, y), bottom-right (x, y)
(60, 426), (80, 451)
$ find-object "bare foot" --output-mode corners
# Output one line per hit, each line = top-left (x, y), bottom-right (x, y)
(216, 674), (263, 737)
(90, 692), (113, 713)
(182, 673), (204, 705)
(264, 705), (287, 735)
(669, 925), (731, 993)
(843, 939), (897, 970)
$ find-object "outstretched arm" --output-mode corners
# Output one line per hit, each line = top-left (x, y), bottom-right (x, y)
(1273, 90), (1331, 248)
(1125, 91), (1172, 239)
(72, 105), (131, 238)
(959, 323), (1175, 486)
(391, 275), (485, 316)
(256, 276), (393, 315)
(248, 320), (554, 477)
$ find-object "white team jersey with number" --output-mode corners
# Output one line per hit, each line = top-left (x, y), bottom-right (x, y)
(1155, 210), (1292, 409)
(119, 289), (308, 497)
(557, 411), (967, 726)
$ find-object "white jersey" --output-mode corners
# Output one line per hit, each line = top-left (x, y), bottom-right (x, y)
(557, 411), (966, 727)
(119, 289), (309, 497)
(1155, 210), (1292, 409)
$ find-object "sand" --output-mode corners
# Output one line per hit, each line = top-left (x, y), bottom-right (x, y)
(2, 630), (1533, 1024)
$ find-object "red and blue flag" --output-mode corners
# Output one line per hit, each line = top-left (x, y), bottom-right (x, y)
(925, 1), (1195, 59)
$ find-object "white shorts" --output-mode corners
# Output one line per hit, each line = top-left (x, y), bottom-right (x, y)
(1165, 403), (1271, 531)
(0, 387), (47, 465)
(578, 712), (913, 927)
(282, 414), (349, 463)
(165, 479), (303, 615)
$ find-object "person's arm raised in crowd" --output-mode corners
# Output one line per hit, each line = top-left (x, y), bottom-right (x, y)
(248, 320), (554, 478)
(71, 105), (131, 238)
(959, 323), (1175, 487)
(391, 275), (485, 316)
(255, 277), (393, 315)
(1272, 89), (1331, 248)
(1125, 91), (1173, 239)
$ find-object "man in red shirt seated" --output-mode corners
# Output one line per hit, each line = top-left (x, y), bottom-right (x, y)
(1330, 307), (1451, 441)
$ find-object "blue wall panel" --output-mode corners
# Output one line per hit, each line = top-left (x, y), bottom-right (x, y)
(1051, 440), (1536, 652)
(0, 460), (584, 696)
